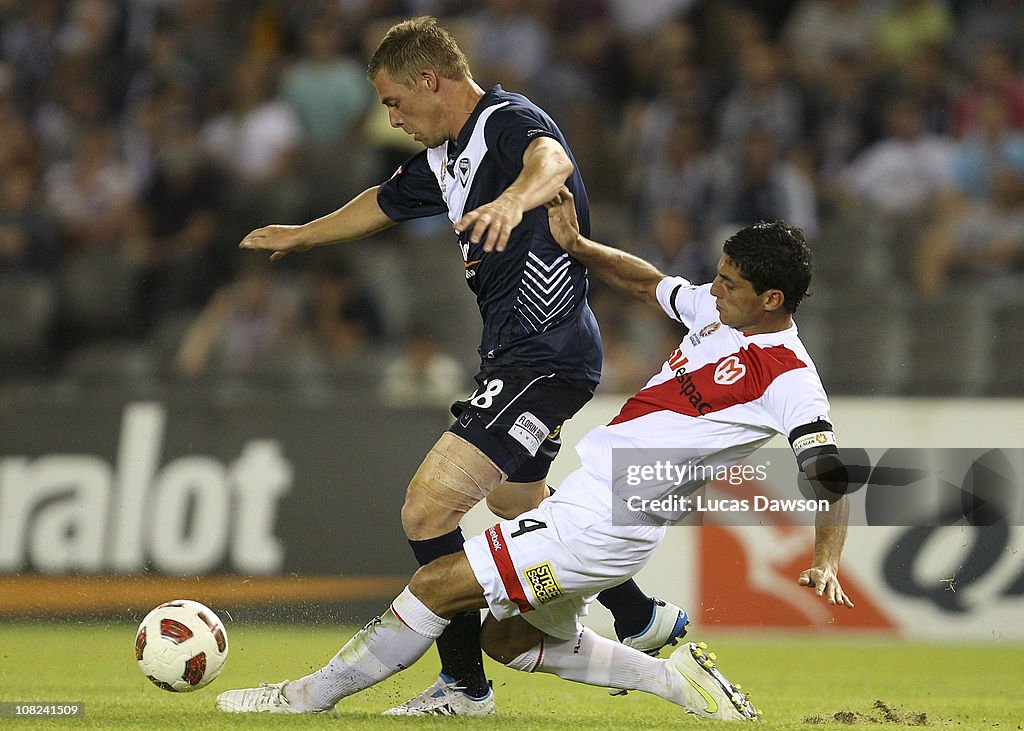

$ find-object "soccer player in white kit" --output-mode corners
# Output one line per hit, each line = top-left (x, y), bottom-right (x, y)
(216, 192), (853, 722)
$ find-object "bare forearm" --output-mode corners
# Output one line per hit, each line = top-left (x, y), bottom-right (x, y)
(501, 140), (574, 214)
(812, 487), (849, 571)
(297, 187), (395, 247)
(563, 234), (665, 308)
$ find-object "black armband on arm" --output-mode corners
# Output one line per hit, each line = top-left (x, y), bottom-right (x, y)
(789, 419), (839, 471)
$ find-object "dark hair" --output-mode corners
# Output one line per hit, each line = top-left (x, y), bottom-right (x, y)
(367, 16), (471, 87)
(722, 221), (811, 313)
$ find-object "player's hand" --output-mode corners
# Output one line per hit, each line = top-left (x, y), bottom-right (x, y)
(239, 224), (312, 262)
(454, 195), (525, 253)
(799, 566), (854, 608)
(545, 186), (580, 252)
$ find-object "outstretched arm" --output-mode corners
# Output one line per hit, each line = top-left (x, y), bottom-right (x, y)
(240, 186), (396, 261)
(800, 455), (855, 608)
(455, 137), (574, 253)
(545, 187), (666, 310)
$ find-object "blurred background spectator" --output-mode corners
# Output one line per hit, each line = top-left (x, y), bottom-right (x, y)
(379, 326), (467, 409)
(304, 258), (385, 362)
(1, 0), (1022, 397)
(174, 257), (302, 380)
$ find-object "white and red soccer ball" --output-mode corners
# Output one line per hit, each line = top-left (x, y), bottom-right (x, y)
(135, 599), (229, 692)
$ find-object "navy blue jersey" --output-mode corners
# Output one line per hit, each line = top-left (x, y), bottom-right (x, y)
(377, 85), (601, 383)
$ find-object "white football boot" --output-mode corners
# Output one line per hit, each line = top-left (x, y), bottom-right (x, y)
(667, 642), (760, 721)
(215, 681), (337, 716)
(610, 598), (689, 695)
(382, 674), (495, 716)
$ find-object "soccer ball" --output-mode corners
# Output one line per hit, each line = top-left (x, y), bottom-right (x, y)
(135, 599), (229, 692)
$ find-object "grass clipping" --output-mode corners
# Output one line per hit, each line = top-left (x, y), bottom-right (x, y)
(804, 699), (928, 726)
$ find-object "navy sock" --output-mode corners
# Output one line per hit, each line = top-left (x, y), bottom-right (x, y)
(409, 528), (466, 566)
(408, 529), (489, 698)
(597, 580), (655, 640)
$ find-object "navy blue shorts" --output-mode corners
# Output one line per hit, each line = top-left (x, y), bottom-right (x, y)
(449, 365), (596, 483)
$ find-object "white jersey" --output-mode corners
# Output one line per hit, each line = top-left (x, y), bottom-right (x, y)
(464, 276), (839, 638)
(576, 277), (837, 506)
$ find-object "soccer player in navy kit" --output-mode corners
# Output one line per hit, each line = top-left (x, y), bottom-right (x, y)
(238, 17), (686, 715)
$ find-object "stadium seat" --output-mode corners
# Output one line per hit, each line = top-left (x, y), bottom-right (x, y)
(905, 286), (993, 396)
(811, 282), (911, 395)
(988, 302), (1024, 396)
(0, 271), (58, 371)
(62, 339), (159, 385)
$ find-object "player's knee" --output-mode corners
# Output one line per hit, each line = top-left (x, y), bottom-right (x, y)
(484, 491), (525, 520)
(486, 480), (546, 519)
(400, 494), (435, 538)
(402, 436), (503, 539)
(479, 618), (516, 664)
(408, 553), (482, 618)
(479, 615), (542, 666)
(408, 563), (447, 615)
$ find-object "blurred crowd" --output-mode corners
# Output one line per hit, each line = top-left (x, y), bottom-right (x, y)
(1, 0), (1023, 398)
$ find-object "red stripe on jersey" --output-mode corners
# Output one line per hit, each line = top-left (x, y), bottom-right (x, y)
(485, 524), (533, 614)
(610, 344), (807, 425)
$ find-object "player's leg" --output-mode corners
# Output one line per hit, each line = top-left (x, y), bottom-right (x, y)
(485, 478), (547, 519)
(401, 432), (503, 541)
(397, 430), (502, 705)
(478, 614), (758, 720)
(488, 471), (688, 659)
(216, 552), (486, 715)
(391, 367), (593, 713)
(463, 484), (757, 721)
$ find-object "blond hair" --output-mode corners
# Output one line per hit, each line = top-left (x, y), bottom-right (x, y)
(367, 16), (471, 87)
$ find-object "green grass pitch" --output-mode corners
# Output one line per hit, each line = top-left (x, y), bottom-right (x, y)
(0, 622), (1021, 729)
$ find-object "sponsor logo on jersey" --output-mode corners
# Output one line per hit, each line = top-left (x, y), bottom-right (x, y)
(457, 157), (471, 187)
(524, 561), (564, 605)
(509, 412), (550, 456)
(713, 355), (747, 385)
(526, 128), (548, 137)
(667, 347), (687, 371)
(674, 365), (713, 415)
(487, 526), (503, 552)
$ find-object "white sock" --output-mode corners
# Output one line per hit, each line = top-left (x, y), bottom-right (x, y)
(285, 587), (449, 711)
(509, 627), (683, 704)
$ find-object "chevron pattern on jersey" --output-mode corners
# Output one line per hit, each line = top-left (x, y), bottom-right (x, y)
(516, 252), (574, 332)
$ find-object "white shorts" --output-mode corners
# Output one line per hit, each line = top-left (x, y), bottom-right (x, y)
(464, 467), (666, 640)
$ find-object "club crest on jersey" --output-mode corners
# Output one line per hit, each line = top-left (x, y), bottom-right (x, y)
(713, 355), (747, 385)
(457, 157), (471, 186)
